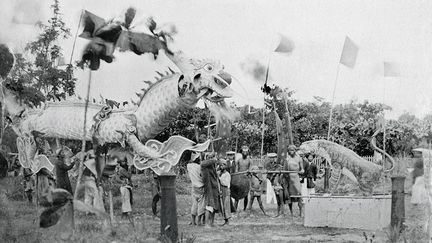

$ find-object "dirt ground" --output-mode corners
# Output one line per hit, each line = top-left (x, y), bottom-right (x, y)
(0, 174), (429, 243)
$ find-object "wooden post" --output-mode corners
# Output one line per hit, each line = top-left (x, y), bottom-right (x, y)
(284, 98), (293, 145)
(424, 145), (432, 240)
(260, 106), (266, 158)
(160, 172), (178, 243)
(327, 64), (341, 141)
(324, 167), (330, 192)
(390, 176), (405, 229)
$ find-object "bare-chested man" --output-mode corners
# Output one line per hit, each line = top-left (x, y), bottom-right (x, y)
(235, 146), (252, 172)
(232, 145), (252, 211)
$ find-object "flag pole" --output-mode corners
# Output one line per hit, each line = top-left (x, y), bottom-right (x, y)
(260, 53), (272, 158)
(69, 10), (84, 66)
(327, 63), (341, 141)
(260, 104), (266, 158)
(382, 74), (387, 168)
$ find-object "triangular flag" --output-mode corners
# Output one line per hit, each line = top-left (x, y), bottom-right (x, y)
(339, 36), (359, 69)
(274, 34), (295, 53)
(79, 10), (107, 40)
(384, 62), (400, 77)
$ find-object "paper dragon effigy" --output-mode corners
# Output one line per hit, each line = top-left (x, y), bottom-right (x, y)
(0, 8), (234, 177)
(299, 129), (395, 194)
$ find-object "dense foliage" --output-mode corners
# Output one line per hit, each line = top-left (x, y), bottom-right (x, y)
(5, 0), (76, 106)
(156, 95), (431, 157)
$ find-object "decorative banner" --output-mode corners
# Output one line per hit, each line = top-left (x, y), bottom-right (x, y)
(216, 116), (232, 139)
(16, 137), (54, 173)
(214, 116), (232, 156)
(384, 62), (401, 77)
(339, 36), (359, 69)
(78, 8), (174, 70)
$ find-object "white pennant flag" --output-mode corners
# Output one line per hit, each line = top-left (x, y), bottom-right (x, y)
(339, 36), (359, 69)
(384, 62), (401, 77)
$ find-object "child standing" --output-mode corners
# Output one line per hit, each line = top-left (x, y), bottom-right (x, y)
(218, 159), (231, 225)
(247, 165), (266, 216)
(23, 174), (35, 203)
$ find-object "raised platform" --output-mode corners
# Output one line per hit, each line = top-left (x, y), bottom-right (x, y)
(303, 195), (391, 230)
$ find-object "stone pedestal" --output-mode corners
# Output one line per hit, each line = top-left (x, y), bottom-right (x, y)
(304, 195), (391, 230)
(159, 172), (178, 242)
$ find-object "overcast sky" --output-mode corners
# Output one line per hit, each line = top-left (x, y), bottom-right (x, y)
(2, 0), (432, 119)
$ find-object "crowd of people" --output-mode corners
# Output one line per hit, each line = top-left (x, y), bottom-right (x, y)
(7, 135), (321, 226)
(185, 142), (319, 227)
(8, 143), (134, 219)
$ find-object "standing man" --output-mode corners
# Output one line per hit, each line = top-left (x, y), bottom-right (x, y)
(226, 151), (236, 174)
(23, 173), (35, 203)
(283, 145), (304, 217)
(232, 145), (252, 211)
(151, 172), (161, 218)
(266, 153), (285, 217)
(236, 146), (252, 172)
(117, 158), (133, 218)
(201, 152), (220, 228)
(54, 146), (75, 194)
(300, 153), (318, 198)
(218, 159), (231, 225)
(187, 152), (205, 226)
(82, 151), (105, 212)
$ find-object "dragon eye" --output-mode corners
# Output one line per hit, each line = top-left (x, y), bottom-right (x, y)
(204, 64), (213, 71)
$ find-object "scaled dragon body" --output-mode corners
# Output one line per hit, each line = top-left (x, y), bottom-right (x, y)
(2, 52), (234, 175)
(299, 134), (394, 194)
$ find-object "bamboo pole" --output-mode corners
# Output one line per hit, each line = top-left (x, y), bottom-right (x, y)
(260, 106), (265, 158)
(0, 81), (4, 145)
(73, 70), (92, 200)
(72, 69), (92, 230)
(231, 170), (299, 176)
(327, 64), (341, 141)
(69, 10), (84, 66)
(284, 97), (294, 145)
(425, 143), (432, 239)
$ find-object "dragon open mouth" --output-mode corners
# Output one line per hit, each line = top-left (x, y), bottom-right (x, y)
(200, 71), (234, 103)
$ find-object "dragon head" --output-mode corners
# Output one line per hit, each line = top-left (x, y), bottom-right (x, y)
(168, 52), (234, 103)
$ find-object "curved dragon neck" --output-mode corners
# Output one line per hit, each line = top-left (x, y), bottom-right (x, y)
(134, 73), (198, 142)
(317, 140), (381, 169)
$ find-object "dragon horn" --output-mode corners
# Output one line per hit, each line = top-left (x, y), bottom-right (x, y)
(168, 67), (175, 74)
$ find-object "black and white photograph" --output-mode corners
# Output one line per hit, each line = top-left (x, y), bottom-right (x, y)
(0, 0), (431, 242)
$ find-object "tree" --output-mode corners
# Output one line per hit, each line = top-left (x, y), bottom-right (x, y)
(2, 0), (76, 153)
(6, 0), (76, 104)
